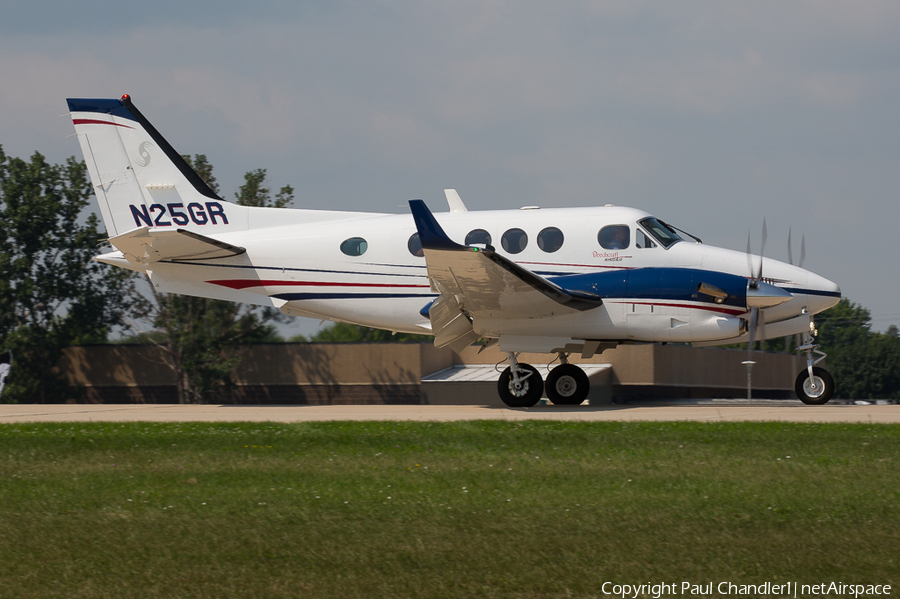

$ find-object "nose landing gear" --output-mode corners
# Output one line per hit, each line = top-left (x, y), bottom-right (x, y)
(795, 314), (834, 405)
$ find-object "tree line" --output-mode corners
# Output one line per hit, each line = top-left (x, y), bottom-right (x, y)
(0, 147), (299, 403)
(814, 299), (900, 400)
(0, 147), (896, 402)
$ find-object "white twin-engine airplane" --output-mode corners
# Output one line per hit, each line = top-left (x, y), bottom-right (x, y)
(67, 95), (842, 407)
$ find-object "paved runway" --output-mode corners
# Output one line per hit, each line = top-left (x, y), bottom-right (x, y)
(1, 402), (899, 423)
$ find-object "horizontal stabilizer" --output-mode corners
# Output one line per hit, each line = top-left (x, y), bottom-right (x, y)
(109, 227), (246, 265)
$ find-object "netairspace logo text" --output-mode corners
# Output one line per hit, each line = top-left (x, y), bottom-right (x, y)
(600, 581), (892, 598)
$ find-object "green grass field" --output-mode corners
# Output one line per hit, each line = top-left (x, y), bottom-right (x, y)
(1, 421), (898, 598)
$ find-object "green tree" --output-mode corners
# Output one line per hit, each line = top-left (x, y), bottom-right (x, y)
(296, 322), (433, 343)
(147, 293), (281, 403)
(235, 168), (294, 208)
(137, 157), (290, 403)
(0, 147), (136, 402)
(816, 298), (872, 350)
(815, 299), (900, 399)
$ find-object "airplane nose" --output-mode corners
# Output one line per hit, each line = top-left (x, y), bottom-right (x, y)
(805, 273), (842, 313)
(822, 278), (842, 308)
(747, 281), (793, 309)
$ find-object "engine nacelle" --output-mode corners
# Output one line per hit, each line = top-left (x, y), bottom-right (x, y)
(625, 310), (745, 343)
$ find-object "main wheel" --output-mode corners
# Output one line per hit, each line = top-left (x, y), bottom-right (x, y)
(795, 367), (834, 405)
(497, 364), (544, 407)
(545, 364), (590, 405)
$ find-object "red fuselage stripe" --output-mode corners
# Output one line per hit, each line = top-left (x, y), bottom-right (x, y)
(72, 118), (134, 129)
(207, 279), (431, 290)
(518, 261), (630, 270)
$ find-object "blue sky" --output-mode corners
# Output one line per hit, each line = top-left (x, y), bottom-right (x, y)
(2, 1), (898, 334)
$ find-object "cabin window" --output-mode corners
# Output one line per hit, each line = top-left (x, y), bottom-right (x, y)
(408, 233), (423, 257)
(340, 237), (368, 256)
(465, 229), (492, 246)
(597, 225), (630, 250)
(537, 227), (564, 253)
(636, 229), (657, 249)
(501, 228), (528, 254)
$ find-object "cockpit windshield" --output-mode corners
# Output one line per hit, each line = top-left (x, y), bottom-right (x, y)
(638, 217), (682, 249)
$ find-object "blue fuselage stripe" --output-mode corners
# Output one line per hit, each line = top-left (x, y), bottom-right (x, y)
(785, 287), (841, 298)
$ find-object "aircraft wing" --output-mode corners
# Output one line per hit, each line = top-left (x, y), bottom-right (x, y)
(409, 200), (601, 350)
(109, 226), (246, 266)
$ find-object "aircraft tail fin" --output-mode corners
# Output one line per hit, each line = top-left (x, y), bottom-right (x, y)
(66, 95), (246, 237)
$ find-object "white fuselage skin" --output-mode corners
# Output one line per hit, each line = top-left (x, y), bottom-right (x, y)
(103, 204), (841, 348)
(67, 96), (840, 357)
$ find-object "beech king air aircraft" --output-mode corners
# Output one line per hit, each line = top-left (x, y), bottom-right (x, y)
(66, 95), (842, 407)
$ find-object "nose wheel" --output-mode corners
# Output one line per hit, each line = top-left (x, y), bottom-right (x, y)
(795, 367), (834, 405)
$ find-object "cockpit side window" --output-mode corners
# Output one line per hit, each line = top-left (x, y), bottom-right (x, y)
(636, 229), (656, 249)
(598, 225), (630, 250)
(638, 217), (682, 249)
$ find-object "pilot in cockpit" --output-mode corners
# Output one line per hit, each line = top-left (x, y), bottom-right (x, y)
(599, 225), (630, 250)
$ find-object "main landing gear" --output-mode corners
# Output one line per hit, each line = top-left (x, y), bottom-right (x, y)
(497, 353), (591, 408)
(795, 315), (834, 405)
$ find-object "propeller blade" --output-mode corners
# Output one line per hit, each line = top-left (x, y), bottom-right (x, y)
(787, 227), (793, 265)
(746, 233), (754, 283)
(756, 218), (767, 282)
(748, 306), (759, 355)
(760, 218), (768, 253)
(758, 308), (766, 351)
(799, 235), (806, 268)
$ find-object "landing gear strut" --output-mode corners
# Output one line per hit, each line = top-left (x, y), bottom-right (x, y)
(545, 354), (590, 405)
(497, 353), (543, 407)
(796, 313), (834, 405)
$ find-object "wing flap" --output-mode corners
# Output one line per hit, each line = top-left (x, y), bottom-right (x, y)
(110, 227), (246, 265)
(428, 293), (481, 351)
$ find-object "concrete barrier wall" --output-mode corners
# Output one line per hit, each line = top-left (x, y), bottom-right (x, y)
(453, 343), (798, 391)
(58, 342), (800, 404)
(59, 345), (177, 386)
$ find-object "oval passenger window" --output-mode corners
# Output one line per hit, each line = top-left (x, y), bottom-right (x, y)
(537, 227), (564, 253)
(501, 228), (528, 254)
(408, 233), (423, 257)
(465, 229), (492, 246)
(340, 237), (368, 256)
